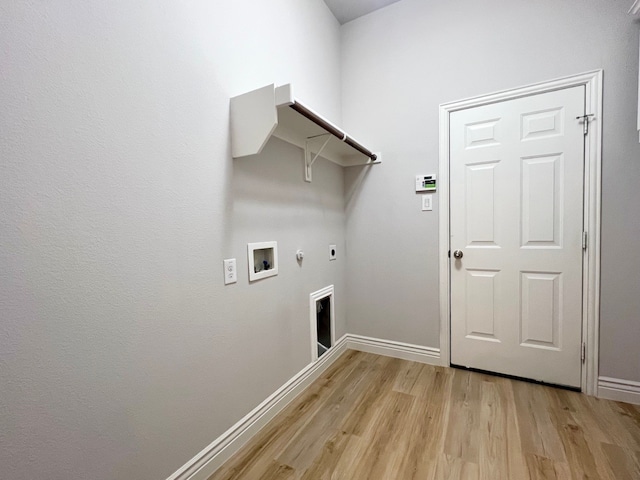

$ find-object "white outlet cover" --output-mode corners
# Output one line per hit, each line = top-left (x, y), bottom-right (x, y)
(329, 244), (337, 261)
(223, 258), (237, 284)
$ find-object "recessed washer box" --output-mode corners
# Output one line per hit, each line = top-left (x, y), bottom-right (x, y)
(248, 241), (278, 282)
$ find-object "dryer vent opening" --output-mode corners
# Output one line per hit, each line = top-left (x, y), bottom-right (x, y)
(309, 285), (335, 362)
(316, 296), (332, 358)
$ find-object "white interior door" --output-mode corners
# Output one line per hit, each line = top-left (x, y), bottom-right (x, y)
(449, 86), (585, 388)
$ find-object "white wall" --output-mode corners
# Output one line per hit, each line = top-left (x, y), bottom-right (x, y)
(342, 0), (640, 382)
(0, 1), (343, 479)
(3, 1), (639, 477)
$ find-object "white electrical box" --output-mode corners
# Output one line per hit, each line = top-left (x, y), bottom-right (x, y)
(247, 241), (278, 282)
(415, 174), (437, 192)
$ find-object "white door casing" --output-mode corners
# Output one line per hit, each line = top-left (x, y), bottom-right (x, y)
(449, 87), (584, 387)
(439, 71), (603, 394)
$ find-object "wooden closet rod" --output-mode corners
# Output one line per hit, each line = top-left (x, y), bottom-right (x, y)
(289, 101), (378, 161)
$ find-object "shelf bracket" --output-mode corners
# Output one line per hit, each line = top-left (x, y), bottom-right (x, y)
(343, 159), (383, 168)
(304, 134), (332, 183)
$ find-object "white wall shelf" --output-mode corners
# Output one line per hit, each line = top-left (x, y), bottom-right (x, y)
(230, 84), (381, 182)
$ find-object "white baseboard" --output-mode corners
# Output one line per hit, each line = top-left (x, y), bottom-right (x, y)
(598, 376), (640, 405)
(166, 335), (349, 480)
(345, 334), (441, 366)
(166, 334), (442, 480)
(167, 333), (640, 480)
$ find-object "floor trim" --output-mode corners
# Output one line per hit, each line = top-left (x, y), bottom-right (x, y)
(598, 376), (640, 405)
(166, 335), (349, 480)
(166, 334), (442, 480)
(167, 336), (635, 480)
(345, 334), (441, 365)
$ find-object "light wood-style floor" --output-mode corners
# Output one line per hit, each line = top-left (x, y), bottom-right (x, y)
(209, 351), (640, 480)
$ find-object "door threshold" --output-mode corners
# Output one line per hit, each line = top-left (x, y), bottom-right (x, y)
(450, 364), (581, 393)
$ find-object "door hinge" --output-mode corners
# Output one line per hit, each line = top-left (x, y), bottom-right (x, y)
(582, 231), (588, 250)
(581, 342), (586, 363)
(576, 114), (595, 136)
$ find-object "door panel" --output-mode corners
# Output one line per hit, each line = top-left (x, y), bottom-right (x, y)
(465, 269), (500, 341)
(466, 163), (499, 246)
(521, 154), (562, 247)
(450, 86), (585, 388)
(520, 271), (561, 349)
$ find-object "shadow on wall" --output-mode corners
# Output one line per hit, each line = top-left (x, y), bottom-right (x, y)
(229, 136), (345, 234)
(344, 158), (374, 217)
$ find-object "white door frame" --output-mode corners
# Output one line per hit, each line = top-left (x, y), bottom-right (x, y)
(438, 70), (603, 395)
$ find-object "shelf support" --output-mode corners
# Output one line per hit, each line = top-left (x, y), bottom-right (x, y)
(343, 159), (383, 168)
(304, 134), (332, 183)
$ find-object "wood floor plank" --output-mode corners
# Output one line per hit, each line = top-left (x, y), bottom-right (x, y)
(478, 380), (508, 479)
(277, 356), (373, 471)
(494, 377), (530, 479)
(346, 390), (415, 478)
(397, 365), (453, 479)
(393, 359), (424, 395)
(339, 356), (402, 437)
(207, 352), (640, 480)
(512, 381), (567, 462)
(585, 395), (640, 449)
(328, 430), (367, 479)
(207, 350), (364, 480)
(432, 453), (479, 480)
(410, 364), (453, 398)
(256, 460), (295, 480)
(558, 388), (611, 446)
(443, 369), (481, 463)
(298, 429), (353, 480)
(610, 400), (640, 446)
(600, 442), (640, 480)
(524, 454), (569, 480)
(545, 387), (611, 480)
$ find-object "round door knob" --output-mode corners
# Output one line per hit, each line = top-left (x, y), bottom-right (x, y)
(453, 250), (463, 259)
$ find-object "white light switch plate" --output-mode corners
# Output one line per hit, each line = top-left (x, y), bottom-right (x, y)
(421, 194), (433, 211)
(223, 258), (237, 284)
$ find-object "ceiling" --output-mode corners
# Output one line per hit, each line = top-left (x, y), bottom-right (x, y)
(324, 0), (640, 23)
(323, 0), (403, 24)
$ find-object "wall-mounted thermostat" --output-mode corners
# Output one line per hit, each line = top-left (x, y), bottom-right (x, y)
(416, 174), (437, 192)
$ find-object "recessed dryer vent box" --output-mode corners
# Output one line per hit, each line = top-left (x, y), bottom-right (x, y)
(248, 241), (278, 282)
